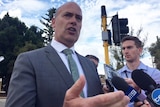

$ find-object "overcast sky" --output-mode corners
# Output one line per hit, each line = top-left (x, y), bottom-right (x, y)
(0, 0), (159, 74)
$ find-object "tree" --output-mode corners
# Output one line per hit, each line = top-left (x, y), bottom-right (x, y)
(149, 36), (160, 70)
(40, 7), (56, 44)
(0, 13), (44, 92)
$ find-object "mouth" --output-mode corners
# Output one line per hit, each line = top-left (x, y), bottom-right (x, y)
(125, 55), (130, 58)
(67, 27), (77, 34)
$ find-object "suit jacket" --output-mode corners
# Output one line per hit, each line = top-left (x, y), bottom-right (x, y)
(5, 45), (103, 107)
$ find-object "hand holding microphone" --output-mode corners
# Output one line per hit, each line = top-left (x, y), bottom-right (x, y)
(132, 69), (160, 107)
(125, 78), (141, 93)
(111, 76), (146, 102)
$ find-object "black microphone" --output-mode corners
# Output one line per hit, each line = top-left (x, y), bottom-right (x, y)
(111, 76), (145, 102)
(132, 69), (160, 107)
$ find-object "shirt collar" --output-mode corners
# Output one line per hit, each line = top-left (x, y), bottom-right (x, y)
(119, 66), (132, 73)
(119, 61), (147, 73)
(51, 39), (75, 53)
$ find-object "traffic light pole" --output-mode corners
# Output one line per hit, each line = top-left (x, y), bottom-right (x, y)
(101, 6), (110, 65)
(101, 6), (115, 92)
(103, 42), (109, 64)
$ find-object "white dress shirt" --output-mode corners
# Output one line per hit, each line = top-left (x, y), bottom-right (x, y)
(51, 39), (87, 97)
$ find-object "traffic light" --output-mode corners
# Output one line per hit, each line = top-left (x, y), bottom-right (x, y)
(119, 18), (129, 34)
(111, 14), (120, 46)
(119, 18), (129, 41)
(107, 29), (112, 45)
(111, 14), (129, 46)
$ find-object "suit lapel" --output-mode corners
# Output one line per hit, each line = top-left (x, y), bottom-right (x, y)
(44, 45), (74, 88)
(77, 53), (102, 97)
(76, 53), (91, 96)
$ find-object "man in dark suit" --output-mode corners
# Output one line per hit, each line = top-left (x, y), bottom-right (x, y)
(5, 2), (129, 107)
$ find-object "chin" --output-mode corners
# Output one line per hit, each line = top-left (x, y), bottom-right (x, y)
(126, 60), (134, 63)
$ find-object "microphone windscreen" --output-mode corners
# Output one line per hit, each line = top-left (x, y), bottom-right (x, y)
(111, 76), (141, 102)
(131, 69), (156, 90)
(111, 76), (129, 91)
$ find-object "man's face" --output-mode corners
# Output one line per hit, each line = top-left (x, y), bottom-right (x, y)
(122, 40), (142, 62)
(52, 3), (82, 47)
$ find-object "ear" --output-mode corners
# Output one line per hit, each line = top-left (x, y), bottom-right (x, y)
(139, 47), (143, 54)
(51, 18), (55, 29)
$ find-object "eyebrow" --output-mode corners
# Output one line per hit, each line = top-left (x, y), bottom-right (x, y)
(66, 12), (82, 17)
(63, 12), (82, 21)
(122, 46), (133, 50)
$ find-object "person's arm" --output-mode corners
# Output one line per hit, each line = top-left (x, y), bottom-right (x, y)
(5, 53), (36, 107)
(63, 75), (130, 107)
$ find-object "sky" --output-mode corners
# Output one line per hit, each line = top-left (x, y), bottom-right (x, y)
(0, 0), (160, 75)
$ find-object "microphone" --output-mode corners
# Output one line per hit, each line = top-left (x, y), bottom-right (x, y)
(111, 76), (145, 102)
(132, 69), (160, 106)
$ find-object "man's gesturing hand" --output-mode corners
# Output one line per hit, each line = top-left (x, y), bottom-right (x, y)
(63, 75), (130, 107)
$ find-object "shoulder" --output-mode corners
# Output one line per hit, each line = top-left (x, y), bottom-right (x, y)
(18, 45), (52, 57)
(145, 65), (160, 75)
(141, 62), (160, 73)
(142, 63), (160, 84)
(15, 46), (54, 63)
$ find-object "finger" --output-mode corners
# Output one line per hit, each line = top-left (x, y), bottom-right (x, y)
(86, 91), (130, 106)
(65, 75), (85, 100)
(143, 100), (149, 105)
(125, 78), (133, 84)
(142, 100), (151, 107)
(102, 85), (110, 93)
(103, 91), (130, 105)
(125, 78), (140, 90)
(134, 101), (143, 107)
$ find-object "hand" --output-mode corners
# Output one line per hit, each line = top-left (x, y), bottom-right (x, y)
(125, 78), (141, 92)
(63, 75), (130, 107)
(102, 84), (110, 93)
(134, 100), (151, 107)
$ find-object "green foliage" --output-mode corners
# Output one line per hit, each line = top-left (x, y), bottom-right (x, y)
(110, 46), (124, 70)
(149, 36), (160, 70)
(40, 7), (56, 44)
(0, 13), (44, 91)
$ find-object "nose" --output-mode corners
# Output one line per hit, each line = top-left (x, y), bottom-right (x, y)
(71, 21), (76, 26)
(122, 48), (128, 54)
(70, 16), (77, 26)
